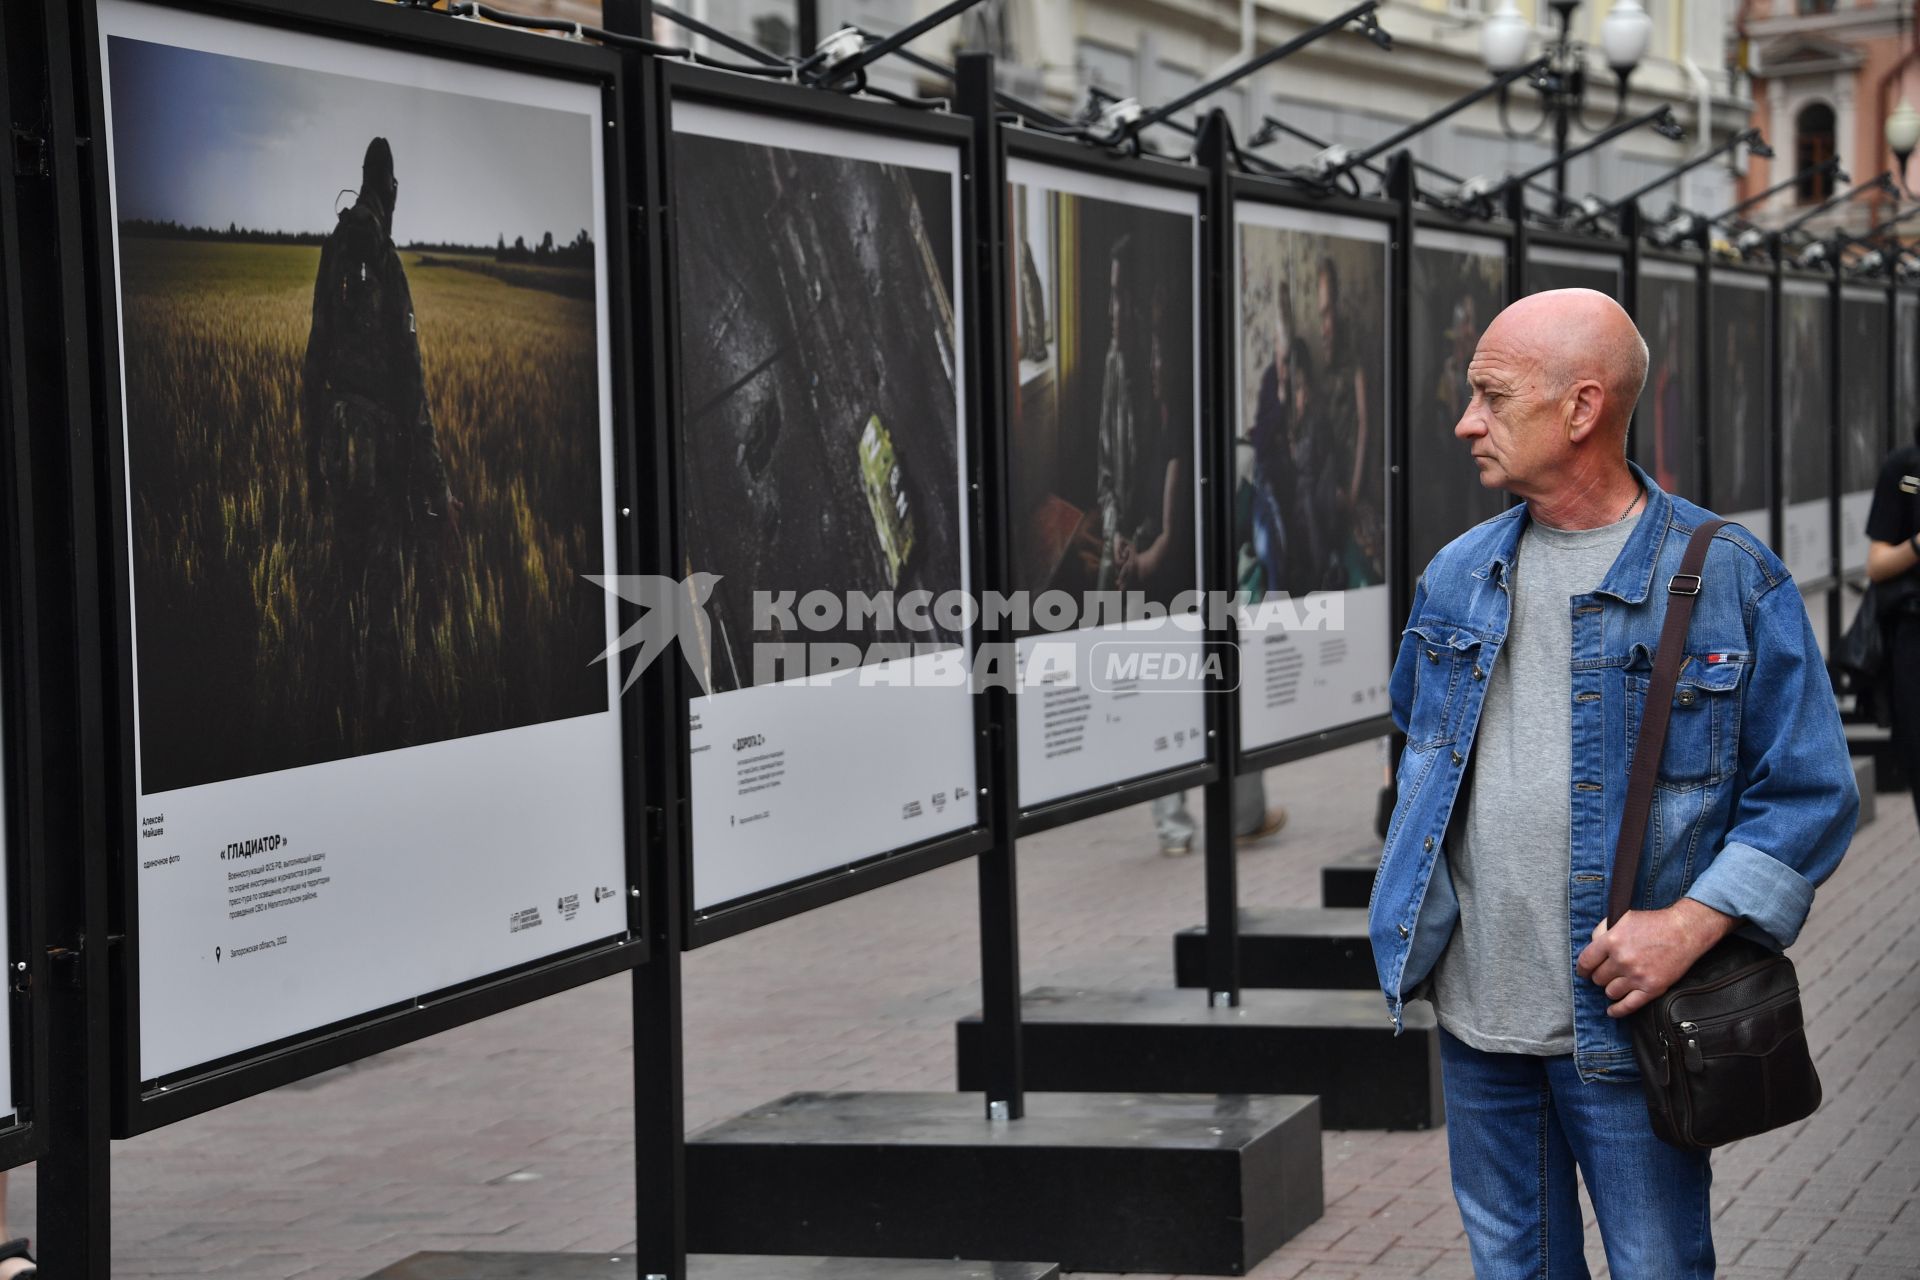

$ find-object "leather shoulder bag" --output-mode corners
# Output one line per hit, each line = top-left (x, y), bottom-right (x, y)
(1611, 518), (1823, 1151)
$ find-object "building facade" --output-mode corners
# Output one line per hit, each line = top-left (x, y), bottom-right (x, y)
(1733, 0), (1918, 237)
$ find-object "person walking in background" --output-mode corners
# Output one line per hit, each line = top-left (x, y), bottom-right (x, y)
(1866, 438), (1920, 825)
(1151, 776), (1285, 857)
(1370, 288), (1857, 1275)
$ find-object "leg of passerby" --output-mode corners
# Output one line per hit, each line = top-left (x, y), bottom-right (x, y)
(1436, 1031), (1590, 1279)
(1151, 792), (1196, 856)
(1887, 612), (1920, 828)
(1232, 770), (1287, 844)
(1551, 1056), (1715, 1278)
(0, 1171), (34, 1278)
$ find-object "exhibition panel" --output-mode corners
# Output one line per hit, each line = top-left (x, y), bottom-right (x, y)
(1232, 197), (1393, 754)
(77, 0), (646, 1132)
(1525, 242), (1624, 299)
(1781, 274), (1836, 590)
(1003, 145), (1209, 810)
(1838, 284), (1890, 576)
(1636, 254), (1704, 504)
(1707, 267), (1774, 541)
(1406, 225), (1509, 578)
(663, 68), (989, 935)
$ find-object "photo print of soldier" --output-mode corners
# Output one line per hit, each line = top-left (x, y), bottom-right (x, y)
(1708, 279), (1771, 519)
(1639, 268), (1699, 501)
(1782, 286), (1834, 509)
(107, 36), (612, 795)
(1840, 295), (1888, 494)
(1235, 219), (1387, 600)
(670, 125), (963, 696)
(1006, 179), (1196, 615)
(1408, 238), (1507, 575)
(1525, 252), (1621, 299)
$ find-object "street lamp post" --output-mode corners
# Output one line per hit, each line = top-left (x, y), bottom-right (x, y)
(1482, 0), (1655, 199)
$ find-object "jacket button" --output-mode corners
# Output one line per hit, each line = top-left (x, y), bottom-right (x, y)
(1397, 924), (1410, 939)
(1427, 649), (1439, 663)
(1451, 750), (1463, 766)
(1471, 666), (1484, 680)
(1423, 835), (1435, 852)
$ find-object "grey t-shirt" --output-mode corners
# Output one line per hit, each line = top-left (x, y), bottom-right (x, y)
(1432, 506), (1642, 1056)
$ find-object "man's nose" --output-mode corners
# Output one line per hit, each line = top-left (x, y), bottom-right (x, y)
(1454, 402), (1485, 441)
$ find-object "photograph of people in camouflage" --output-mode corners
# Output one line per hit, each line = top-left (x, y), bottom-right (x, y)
(670, 116), (966, 695)
(1007, 174), (1197, 619)
(105, 34), (614, 795)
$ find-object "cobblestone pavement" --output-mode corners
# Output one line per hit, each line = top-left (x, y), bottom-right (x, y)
(15, 740), (1919, 1277)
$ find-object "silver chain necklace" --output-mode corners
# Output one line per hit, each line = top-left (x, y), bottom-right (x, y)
(1617, 484), (1644, 524)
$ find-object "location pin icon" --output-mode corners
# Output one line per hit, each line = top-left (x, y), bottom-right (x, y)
(215, 946), (222, 963)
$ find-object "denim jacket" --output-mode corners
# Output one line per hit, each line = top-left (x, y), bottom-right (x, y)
(1368, 466), (1859, 1080)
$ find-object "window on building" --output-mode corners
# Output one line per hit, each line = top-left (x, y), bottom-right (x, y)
(1796, 103), (1836, 202)
(1797, 0), (1837, 14)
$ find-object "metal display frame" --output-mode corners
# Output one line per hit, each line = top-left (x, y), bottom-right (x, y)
(1837, 278), (1893, 585)
(656, 63), (995, 949)
(1517, 221), (1628, 301)
(1227, 172), (1400, 772)
(0, 0), (51, 1177)
(1628, 240), (1711, 507)
(1704, 258), (1782, 550)
(996, 128), (1222, 835)
(1780, 266), (1840, 599)
(1403, 204), (1520, 599)
(65, 0), (652, 1137)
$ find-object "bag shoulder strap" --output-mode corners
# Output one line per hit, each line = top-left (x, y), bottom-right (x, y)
(1607, 517), (1728, 928)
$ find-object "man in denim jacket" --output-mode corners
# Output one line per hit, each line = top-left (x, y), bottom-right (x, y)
(1369, 289), (1857, 1277)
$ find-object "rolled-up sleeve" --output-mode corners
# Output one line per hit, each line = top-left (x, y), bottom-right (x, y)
(1686, 580), (1859, 948)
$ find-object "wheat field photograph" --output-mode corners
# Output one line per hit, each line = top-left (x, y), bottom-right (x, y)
(106, 32), (613, 795)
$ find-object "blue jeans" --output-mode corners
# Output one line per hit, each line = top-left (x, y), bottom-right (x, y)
(1438, 1029), (1714, 1278)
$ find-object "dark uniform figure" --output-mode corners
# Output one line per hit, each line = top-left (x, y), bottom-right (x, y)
(301, 137), (454, 726)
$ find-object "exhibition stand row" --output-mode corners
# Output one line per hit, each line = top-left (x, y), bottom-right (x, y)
(0, 1), (1901, 1276)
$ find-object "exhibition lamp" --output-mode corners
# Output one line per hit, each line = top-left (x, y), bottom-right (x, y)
(1713, 156), (1846, 238)
(1316, 54), (1553, 186)
(1482, 0), (1655, 198)
(1771, 171), (1902, 263)
(1100, 0), (1391, 148)
(1480, 102), (1683, 220)
(1571, 126), (1771, 234)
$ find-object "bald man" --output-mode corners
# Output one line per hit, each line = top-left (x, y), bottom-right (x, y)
(1368, 290), (1856, 1276)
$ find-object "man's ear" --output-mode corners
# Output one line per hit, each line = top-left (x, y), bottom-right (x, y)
(1565, 379), (1606, 443)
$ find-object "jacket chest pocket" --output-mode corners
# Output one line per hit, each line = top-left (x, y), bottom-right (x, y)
(1405, 623), (1489, 749)
(1626, 657), (1745, 791)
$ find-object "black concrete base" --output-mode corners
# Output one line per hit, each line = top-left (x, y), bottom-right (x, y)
(1854, 755), (1878, 827)
(368, 1255), (1059, 1279)
(957, 988), (1442, 1132)
(1849, 725), (1901, 797)
(1173, 908), (1374, 989)
(1321, 848), (1381, 909)
(685, 1090), (1322, 1276)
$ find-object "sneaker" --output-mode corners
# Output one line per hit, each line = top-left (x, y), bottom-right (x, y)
(1236, 807), (1289, 845)
(1160, 838), (1194, 857)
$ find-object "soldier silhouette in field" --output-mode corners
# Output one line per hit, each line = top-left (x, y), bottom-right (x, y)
(301, 137), (458, 734)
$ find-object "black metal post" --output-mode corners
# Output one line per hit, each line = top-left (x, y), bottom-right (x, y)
(797, 0), (818, 59)
(20, 0), (111, 1274)
(1553, 90), (1571, 201)
(1770, 249), (1787, 556)
(955, 51), (1025, 1122)
(602, 6), (687, 1278)
(1197, 110), (1241, 1008)
(1828, 254), (1844, 653)
(1696, 236), (1713, 510)
(1622, 202), (1644, 468)
(1385, 149), (1415, 826)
